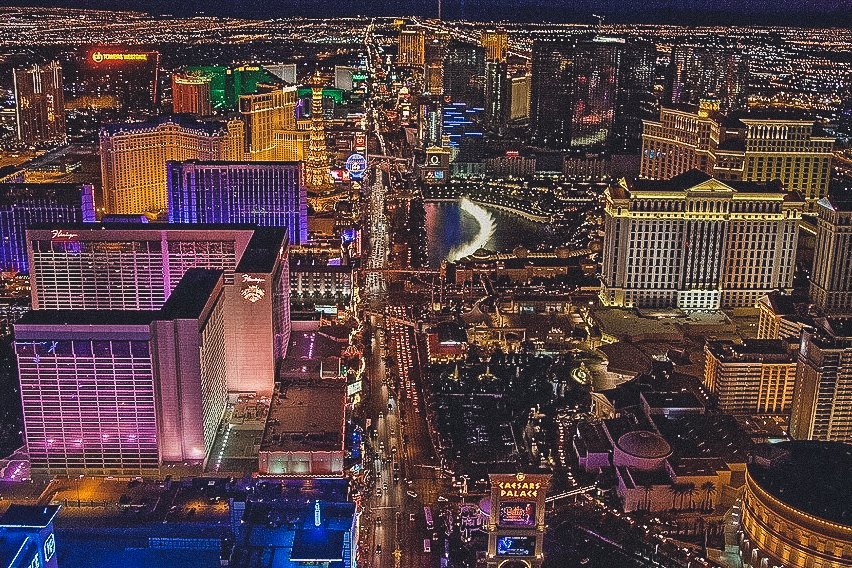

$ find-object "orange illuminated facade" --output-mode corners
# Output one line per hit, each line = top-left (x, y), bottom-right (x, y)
(172, 71), (213, 116)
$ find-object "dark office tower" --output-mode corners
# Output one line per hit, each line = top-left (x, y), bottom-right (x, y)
(167, 160), (308, 245)
(839, 96), (852, 139)
(484, 61), (510, 132)
(668, 45), (748, 111)
(74, 49), (160, 116)
(570, 39), (621, 149)
(612, 42), (656, 153)
(443, 41), (485, 107)
(0, 183), (95, 273)
(13, 61), (66, 145)
(530, 37), (574, 150)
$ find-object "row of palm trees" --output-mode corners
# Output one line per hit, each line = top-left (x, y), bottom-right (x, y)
(639, 480), (717, 512)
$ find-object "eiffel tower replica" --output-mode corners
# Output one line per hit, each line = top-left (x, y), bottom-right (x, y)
(305, 72), (334, 195)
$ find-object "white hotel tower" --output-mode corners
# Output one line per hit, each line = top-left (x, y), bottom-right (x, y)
(600, 170), (803, 311)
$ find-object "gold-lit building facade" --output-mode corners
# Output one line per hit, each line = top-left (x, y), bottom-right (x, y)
(100, 116), (242, 214)
(640, 104), (835, 211)
(739, 443), (852, 568)
(704, 339), (798, 415)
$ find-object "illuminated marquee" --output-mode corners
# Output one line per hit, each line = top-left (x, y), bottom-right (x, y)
(497, 478), (542, 499)
(91, 52), (150, 63)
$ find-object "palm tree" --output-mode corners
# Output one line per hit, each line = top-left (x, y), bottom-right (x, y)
(684, 483), (697, 511)
(700, 481), (717, 512)
(642, 484), (654, 511)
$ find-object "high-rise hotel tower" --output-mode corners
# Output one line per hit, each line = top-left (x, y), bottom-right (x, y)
(600, 170), (802, 311)
(15, 269), (228, 476)
(100, 115), (243, 214)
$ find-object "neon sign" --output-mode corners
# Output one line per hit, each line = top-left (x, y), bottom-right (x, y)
(498, 502), (536, 527)
(91, 52), (150, 62)
(51, 229), (78, 240)
(241, 274), (265, 284)
(241, 285), (265, 303)
(44, 533), (56, 562)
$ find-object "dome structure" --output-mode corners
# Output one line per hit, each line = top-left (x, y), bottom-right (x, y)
(613, 430), (672, 470)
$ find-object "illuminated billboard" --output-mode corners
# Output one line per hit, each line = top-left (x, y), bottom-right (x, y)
(498, 502), (536, 527)
(496, 535), (536, 557)
(91, 51), (150, 62)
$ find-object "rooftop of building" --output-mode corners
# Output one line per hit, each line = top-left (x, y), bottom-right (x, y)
(705, 339), (796, 363)
(159, 268), (223, 320)
(17, 269), (222, 327)
(29, 221), (260, 233)
(652, 413), (752, 464)
(623, 169), (787, 196)
(761, 291), (798, 316)
(16, 308), (160, 327)
(100, 114), (231, 137)
(819, 186), (852, 212)
(235, 228), (288, 274)
(0, 504), (60, 528)
(748, 441), (852, 526)
(260, 380), (346, 453)
(428, 321), (468, 345)
(672, 456), (730, 478)
(816, 317), (852, 343)
(617, 430), (672, 460)
(290, 529), (345, 562)
(169, 159), (302, 169)
(641, 391), (704, 411)
(576, 420), (612, 455)
(0, 182), (90, 205)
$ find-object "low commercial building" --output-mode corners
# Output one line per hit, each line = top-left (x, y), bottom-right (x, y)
(258, 380), (346, 477)
(0, 505), (60, 568)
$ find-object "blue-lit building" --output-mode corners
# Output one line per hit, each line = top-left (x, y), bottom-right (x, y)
(168, 161), (308, 244)
(230, 479), (356, 568)
(0, 183), (95, 273)
(441, 102), (484, 149)
(0, 505), (60, 568)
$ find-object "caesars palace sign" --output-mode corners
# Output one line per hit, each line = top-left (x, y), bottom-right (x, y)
(497, 474), (543, 499)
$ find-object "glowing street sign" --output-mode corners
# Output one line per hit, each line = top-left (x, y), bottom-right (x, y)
(345, 153), (368, 180)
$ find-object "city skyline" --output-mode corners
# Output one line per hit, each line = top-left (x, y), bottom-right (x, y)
(5, 0), (852, 26)
(0, 4), (850, 568)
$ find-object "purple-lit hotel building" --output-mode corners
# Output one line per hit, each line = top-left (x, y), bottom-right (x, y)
(167, 160), (308, 244)
(0, 183), (95, 273)
(26, 223), (289, 396)
(14, 269), (227, 476)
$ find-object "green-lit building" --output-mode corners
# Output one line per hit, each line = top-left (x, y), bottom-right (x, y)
(185, 65), (280, 109)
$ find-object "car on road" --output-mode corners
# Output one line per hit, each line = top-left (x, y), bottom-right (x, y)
(423, 539), (431, 553)
(409, 513), (415, 522)
(376, 545), (382, 555)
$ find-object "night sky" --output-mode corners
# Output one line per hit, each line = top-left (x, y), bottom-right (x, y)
(10, 0), (852, 26)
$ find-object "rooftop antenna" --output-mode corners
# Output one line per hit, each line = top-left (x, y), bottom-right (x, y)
(592, 13), (604, 35)
(438, 0), (442, 20)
